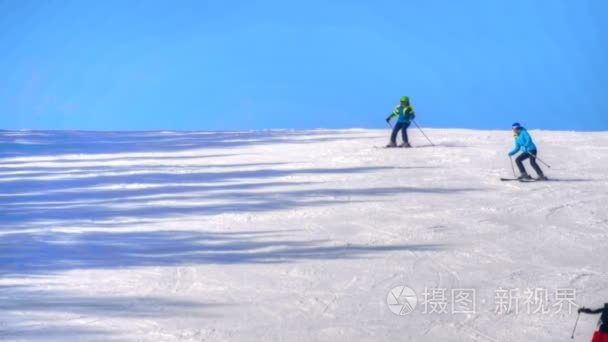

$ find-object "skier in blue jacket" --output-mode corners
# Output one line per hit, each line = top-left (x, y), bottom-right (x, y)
(508, 122), (547, 180)
(385, 96), (415, 148)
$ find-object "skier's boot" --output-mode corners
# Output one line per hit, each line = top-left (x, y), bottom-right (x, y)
(399, 142), (412, 148)
(517, 173), (532, 180)
(386, 142), (397, 148)
(536, 174), (548, 181)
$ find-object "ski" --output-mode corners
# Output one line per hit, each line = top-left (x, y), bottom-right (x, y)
(500, 177), (549, 182)
(519, 178), (549, 182)
(374, 145), (414, 149)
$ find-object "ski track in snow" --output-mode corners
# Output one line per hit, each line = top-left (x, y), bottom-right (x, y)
(1, 129), (607, 341)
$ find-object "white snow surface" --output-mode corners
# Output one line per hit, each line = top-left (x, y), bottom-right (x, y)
(1, 129), (607, 342)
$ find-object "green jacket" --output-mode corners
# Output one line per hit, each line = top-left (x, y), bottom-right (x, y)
(388, 105), (416, 124)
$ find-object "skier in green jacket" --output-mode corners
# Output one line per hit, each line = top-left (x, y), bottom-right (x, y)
(386, 96), (416, 148)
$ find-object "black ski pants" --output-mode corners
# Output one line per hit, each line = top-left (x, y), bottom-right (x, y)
(515, 150), (544, 176)
(390, 122), (410, 145)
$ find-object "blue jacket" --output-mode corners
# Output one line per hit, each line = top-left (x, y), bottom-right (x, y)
(388, 105), (415, 124)
(509, 128), (537, 156)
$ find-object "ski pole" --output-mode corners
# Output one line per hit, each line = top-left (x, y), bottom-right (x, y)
(509, 156), (516, 178)
(571, 312), (580, 339)
(527, 152), (552, 168)
(412, 120), (434, 146)
(535, 156), (551, 168)
(386, 121), (393, 128)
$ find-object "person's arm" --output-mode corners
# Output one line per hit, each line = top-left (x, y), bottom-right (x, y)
(508, 140), (521, 156)
(408, 107), (416, 121)
(579, 307), (603, 314)
(386, 106), (399, 123)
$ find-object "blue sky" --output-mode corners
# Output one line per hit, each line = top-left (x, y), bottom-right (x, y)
(1, 0), (607, 131)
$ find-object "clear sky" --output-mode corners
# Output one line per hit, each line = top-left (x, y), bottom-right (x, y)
(1, 0), (607, 131)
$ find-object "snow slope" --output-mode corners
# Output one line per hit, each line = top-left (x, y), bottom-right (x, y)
(1, 129), (607, 342)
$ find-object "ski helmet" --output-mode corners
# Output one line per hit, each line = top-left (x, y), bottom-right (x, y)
(512, 122), (522, 129)
(400, 96), (410, 103)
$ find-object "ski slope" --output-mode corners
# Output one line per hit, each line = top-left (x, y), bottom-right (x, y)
(1, 129), (607, 342)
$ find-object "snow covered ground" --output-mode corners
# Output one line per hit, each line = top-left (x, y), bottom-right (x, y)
(1, 128), (607, 342)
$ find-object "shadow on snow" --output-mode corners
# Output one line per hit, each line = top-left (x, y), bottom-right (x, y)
(0, 229), (446, 277)
(0, 130), (459, 340)
(0, 129), (375, 158)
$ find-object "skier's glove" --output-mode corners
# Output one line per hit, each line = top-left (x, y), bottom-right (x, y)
(385, 116), (391, 123)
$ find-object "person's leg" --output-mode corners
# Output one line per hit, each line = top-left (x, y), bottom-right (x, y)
(527, 151), (544, 177)
(389, 122), (403, 145)
(591, 330), (606, 342)
(401, 122), (410, 145)
(515, 153), (530, 175)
